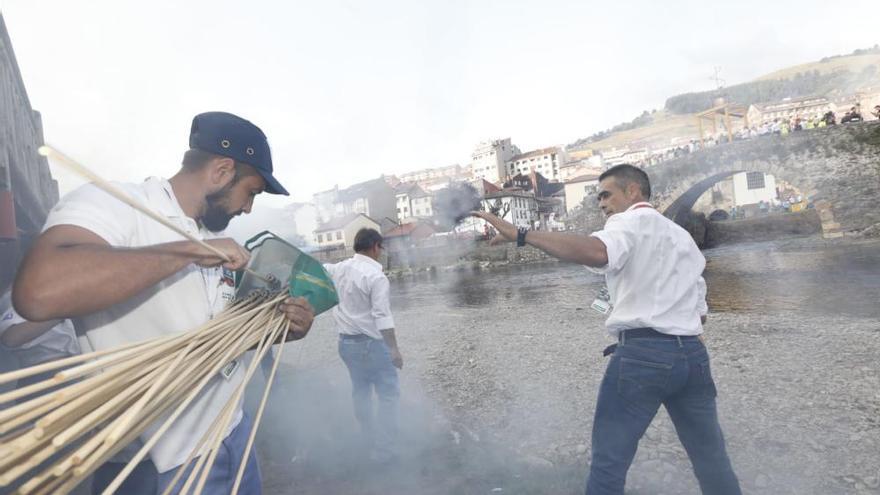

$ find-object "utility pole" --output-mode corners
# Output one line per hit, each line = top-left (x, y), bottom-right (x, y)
(710, 66), (725, 90)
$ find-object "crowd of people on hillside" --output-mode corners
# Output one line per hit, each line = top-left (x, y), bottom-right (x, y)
(621, 102), (880, 170)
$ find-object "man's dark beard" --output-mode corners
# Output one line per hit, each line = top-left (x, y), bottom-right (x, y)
(201, 188), (238, 232)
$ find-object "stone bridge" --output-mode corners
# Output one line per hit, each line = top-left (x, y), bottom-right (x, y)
(651, 121), (880, 238)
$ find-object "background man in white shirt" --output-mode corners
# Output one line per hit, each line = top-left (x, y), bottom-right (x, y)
(13, 111), (316, 495)
(473, 164), (741, 495)
(0, 288), (80, 397)
(323, 228), (403, 464)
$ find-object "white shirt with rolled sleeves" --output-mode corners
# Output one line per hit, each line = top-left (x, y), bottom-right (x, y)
(587, 202), (708, 337)
(0, 291), (80, 367)
(42, 177), (242, 473)
(323, 254), (395, 339)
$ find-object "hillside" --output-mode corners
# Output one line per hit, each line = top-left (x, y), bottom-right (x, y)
(570, 46), (880, 152)
(756, 52), (880, 81)
(576, 110), (699, 151)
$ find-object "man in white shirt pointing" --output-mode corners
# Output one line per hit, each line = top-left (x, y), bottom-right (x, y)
(473, 164), (741, 495)
(324, 228), (403, 464)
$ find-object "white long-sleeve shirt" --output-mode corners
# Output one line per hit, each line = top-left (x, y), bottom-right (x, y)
(324, 254), (395, 340)
(588, 202), (707, 337)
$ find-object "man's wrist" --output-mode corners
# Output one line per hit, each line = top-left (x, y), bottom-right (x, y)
(516, 227), (529, 247)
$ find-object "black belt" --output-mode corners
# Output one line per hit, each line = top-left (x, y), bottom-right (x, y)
(602, 328), (699, 357)
(618, 327), (699, 342)
(339, 333), (376, 341)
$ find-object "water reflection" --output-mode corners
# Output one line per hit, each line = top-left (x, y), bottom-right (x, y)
(390, 238), (880, 319)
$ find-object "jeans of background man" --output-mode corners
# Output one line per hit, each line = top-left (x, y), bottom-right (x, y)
(91, 413), (262, 495)
(338, 334), (400, 462)
(585, 335), (741, 495)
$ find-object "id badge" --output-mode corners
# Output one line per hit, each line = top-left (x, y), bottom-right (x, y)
(591, 298), (612, 315)
(591, 286), (613, 315)
(220, 359), (239, 380)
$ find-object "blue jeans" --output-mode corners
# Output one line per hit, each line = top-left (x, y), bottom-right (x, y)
(338, 334), (400, 459)
(92, 413), (262, 495)
(586, 335), (741, 495)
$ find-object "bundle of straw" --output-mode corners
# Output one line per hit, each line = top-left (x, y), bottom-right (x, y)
(0, 289), (292, 495)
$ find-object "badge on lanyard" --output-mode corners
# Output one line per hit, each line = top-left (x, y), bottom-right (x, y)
(591, 287), (613, 315)
(220, 359), (240, 380)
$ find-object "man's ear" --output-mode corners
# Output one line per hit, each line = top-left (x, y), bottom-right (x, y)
(626, 181), (642, 200)
(207, 157), (237, 189)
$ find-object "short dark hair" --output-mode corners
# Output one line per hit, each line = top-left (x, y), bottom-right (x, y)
(598, 164), (651, 199)
(181, 148), (259, 185)
(354, 228), (383, 253)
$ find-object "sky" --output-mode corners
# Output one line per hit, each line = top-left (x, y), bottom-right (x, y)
(2, 0), (879, 215)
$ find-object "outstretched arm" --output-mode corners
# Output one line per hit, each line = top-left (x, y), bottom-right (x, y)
(472, 211), (609, 267)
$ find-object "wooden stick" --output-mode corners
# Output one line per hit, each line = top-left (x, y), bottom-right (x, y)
(101, 304), (278, 494)
(0, 335), (174, 387)
(232, 315), (290, 495)
(191, 318), (285, 495)
(4, 292), (289, 492)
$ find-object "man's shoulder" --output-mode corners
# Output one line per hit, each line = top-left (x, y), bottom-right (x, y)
(59, 180), (148, 209)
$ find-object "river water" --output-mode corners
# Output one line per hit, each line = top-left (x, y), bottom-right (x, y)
(259, 236), (880, 495)
(390, 236), (880, 319)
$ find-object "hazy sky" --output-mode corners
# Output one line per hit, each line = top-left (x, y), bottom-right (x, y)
(2, 0), (879, 210)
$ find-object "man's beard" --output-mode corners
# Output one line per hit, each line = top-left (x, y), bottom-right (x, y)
(201, 188), (239, 233)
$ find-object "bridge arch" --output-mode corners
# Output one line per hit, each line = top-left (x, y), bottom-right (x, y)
(648, 122), (880, 238)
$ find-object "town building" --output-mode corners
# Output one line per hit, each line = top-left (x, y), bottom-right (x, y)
(470, 138), (520, 184)
(559, 155), (603, 181)
(731, 171), (777, 207)
(398, 164), (468, 184)
(312, 177), (397, 225)
(746, 96), (835, 125)
(505, 146), (566, 181)
(394, 182), (433, 223)
(457, 189), (537, 235)
(563, 174), (601, 213)
(384, 221), (437, 252)
(313, 213), (381, 249)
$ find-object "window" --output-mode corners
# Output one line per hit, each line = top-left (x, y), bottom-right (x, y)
(336, 231), (342, 240)
(317, 234), (323, 242)
(746, 172), (765, 190)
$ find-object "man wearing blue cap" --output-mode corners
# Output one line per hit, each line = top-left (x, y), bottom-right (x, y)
(14, 112), (313, 494)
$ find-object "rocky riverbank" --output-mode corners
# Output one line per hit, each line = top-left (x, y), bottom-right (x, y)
(252, 237), (880, 494)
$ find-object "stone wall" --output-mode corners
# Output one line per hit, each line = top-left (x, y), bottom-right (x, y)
(648, 122), (880, 239)
(0, 13), (59, 287)
(705, 210), (821, 247)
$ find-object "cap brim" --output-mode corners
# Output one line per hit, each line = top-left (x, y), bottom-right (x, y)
(258, 171), (289, 196)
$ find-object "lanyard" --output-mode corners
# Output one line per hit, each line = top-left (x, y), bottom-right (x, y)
(629, 202), (654, 211)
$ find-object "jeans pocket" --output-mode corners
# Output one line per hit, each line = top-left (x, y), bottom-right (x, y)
(617, 357), (673, 408)
(697, 359), (718, 398)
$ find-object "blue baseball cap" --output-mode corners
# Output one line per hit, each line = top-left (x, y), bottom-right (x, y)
(189, 112), (289, 196)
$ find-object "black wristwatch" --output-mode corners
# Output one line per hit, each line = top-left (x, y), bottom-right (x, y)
(516, 227), (529, 247)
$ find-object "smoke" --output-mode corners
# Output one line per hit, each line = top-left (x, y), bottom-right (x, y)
(431, 182), (482, 232)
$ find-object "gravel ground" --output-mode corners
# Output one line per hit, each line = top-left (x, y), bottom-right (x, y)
(252, 239), (880, 495)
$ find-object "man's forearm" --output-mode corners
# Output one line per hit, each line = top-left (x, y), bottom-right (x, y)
(0, 319), (64, 348)
(477, 213), (608, 267)
(14, 241), (204, 321)
(380, 328), (398, 350)
(524, 230), (609, 267)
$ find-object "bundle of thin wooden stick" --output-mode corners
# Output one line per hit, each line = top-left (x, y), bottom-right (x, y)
(0, 289), (292, 495)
